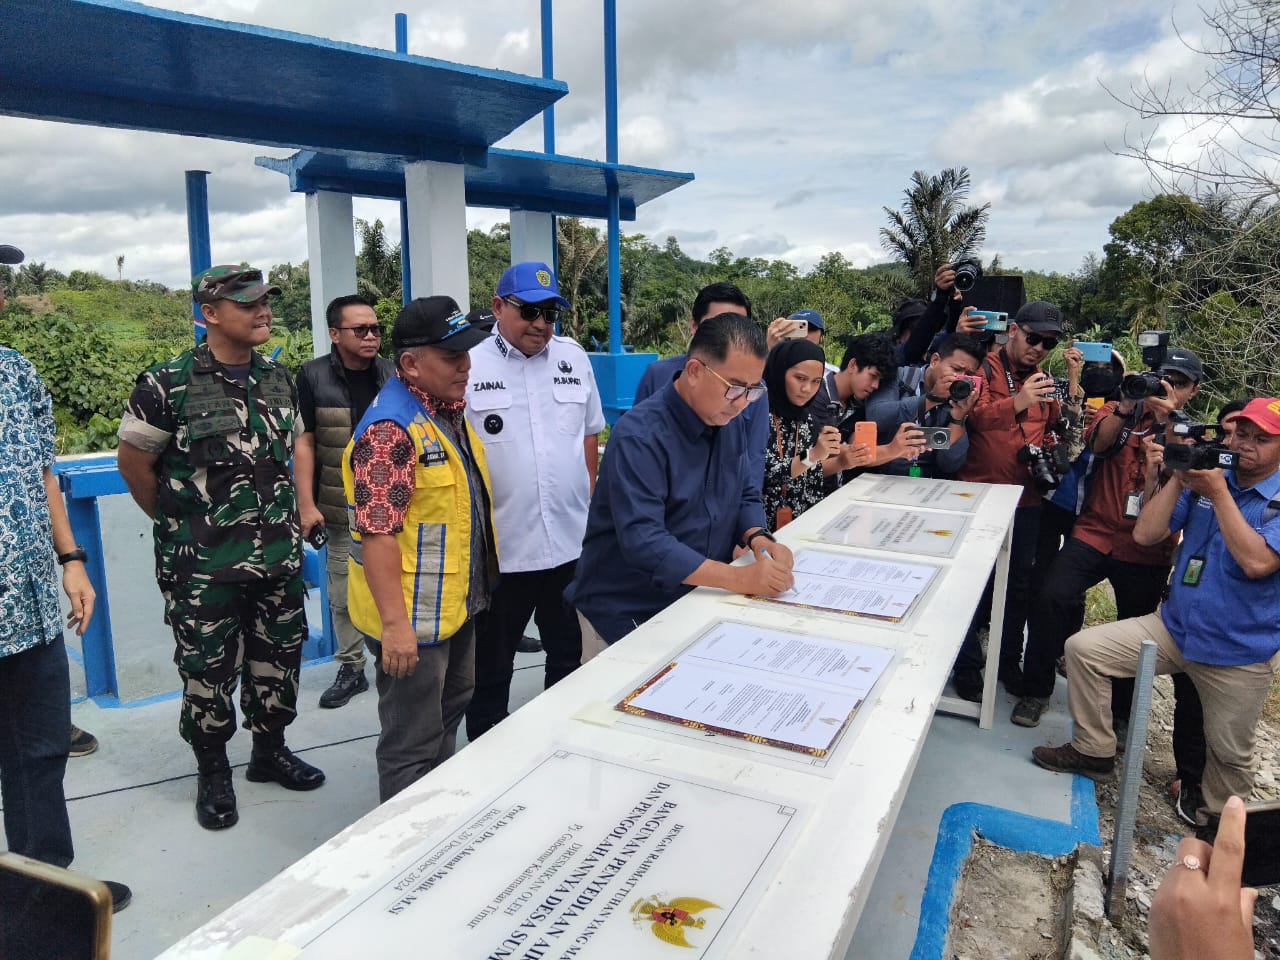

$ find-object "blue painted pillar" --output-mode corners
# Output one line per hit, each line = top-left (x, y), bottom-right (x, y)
(603, 0), (621, 354)
(185, 170), (212, 343)
(56, 462), (126, 699)
(395, 12), (413, 303)
(541, 0), (559, 281)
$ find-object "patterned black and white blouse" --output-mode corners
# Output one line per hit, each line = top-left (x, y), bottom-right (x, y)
(762, 412), (828, 529)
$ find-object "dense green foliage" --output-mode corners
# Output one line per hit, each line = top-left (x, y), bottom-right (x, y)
(2, 180), (1275, 453)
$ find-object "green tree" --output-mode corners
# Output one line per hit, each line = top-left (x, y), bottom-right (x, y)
(880, 168), (990, 296)
(355, 219), (402, 303)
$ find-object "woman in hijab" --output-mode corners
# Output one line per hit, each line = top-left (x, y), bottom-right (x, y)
(762, 339), (866, 529)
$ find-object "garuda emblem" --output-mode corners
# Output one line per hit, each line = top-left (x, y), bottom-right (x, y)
(630, 895), (720, 948)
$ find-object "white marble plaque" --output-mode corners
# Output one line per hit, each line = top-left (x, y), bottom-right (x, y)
(299, 750), (802, 959)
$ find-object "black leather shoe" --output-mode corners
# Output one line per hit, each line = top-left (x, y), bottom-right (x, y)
(246, 741), (325, 791)
(195, 766), (239, 830)
(952, 667), (984, 703)
(319, 663), (369, 709)
(103, 880), (132, 912)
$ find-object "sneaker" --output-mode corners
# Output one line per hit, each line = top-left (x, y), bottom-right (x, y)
(1011, 696), (1050, 728)
(318, 663), (368, 709)
(516, 634), (542, 654)
(103, 880), (131, 913)
(1031, 742), (1116, 780)
(999, 663), (1025, 697)
(69, 725), (98, 758)
(1175, 780), (1206, 827)
(951, 667), (984, 703)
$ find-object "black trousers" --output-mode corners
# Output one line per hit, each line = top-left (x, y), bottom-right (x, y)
(1024, 537), (1207, 784)
(1033, 502), (1083, 633)
(956, 505), (1041, 675)
(465, 560), (582, 740)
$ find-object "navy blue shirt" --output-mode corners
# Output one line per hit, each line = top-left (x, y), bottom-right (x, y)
(634, 354), (769, 493)
(1162, 469), (1280, 666)
(566, 381), (769, 644)
(864, 379), (969, 477)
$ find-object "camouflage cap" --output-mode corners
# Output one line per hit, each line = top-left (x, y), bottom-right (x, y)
(192, 265), (282, 304)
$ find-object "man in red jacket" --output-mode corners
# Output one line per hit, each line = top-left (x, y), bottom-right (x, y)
(951, 301), (1074, 701)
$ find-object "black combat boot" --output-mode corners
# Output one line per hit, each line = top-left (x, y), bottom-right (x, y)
(245, 731), (325, 791)
(193, 744), (238, 830)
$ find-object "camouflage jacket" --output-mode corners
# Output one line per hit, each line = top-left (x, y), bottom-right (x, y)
(119, 342), (302, 584)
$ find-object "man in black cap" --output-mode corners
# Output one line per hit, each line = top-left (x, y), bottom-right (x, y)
(118, 264), (324, 831)
(952, 301), (1074, 702)
(341, 296), (498, 801)
(0, 242), (131, 908)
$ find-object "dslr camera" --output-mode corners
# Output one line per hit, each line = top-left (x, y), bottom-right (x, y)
(950, 257), (983, 293)
(948, 375), (983, 403)
(1018, 443), (1060, 495)
(1120, 330), (1172, 401)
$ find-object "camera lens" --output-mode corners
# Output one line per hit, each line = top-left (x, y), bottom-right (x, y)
(949, 378), (973, 402)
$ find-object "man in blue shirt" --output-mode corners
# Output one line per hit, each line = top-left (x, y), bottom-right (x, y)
(633, 282), (769, 489)
(0, 245), (130, 910)
(567, 313), (795, 657)
(1032, 397), (1280, 825)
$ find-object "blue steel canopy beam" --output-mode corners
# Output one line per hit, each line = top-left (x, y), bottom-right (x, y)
(0, 0), (566, 161)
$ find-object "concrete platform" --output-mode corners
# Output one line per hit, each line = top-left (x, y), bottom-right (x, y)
(30, 646), (1088, 959)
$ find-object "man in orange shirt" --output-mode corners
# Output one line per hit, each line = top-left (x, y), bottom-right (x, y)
(952, 302), (1076, 701)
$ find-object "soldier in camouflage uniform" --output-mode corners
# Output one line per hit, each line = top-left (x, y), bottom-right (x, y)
(117, 265), (325, 832)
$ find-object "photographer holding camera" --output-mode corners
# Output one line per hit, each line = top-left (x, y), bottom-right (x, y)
(1033, 398), (1280, 829)
(897, 262), (994, 367)
(865, 333), (985, 478)
(950, 301), (1075, 702)
(1016, 348), (1205, 766)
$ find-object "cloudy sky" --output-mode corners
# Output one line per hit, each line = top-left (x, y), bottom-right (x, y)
(0, 0), (1220, 289)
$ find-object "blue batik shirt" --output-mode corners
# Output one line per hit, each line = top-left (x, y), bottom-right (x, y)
(0, 347), (61, 658)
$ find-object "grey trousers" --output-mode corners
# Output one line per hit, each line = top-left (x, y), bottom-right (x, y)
(371, 620), (475, 803)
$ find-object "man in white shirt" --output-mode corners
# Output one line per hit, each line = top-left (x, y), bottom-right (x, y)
(464, 261), (606, 739)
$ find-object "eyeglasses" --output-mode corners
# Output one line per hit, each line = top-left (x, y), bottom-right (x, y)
(340, 325), (382, 339)
(502, 297), (561, 323)
(1023, 332), (1059, 350)
(694, 358), (766, 403)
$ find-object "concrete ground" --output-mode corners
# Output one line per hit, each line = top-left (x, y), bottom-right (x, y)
(36, 647), (1080, 960)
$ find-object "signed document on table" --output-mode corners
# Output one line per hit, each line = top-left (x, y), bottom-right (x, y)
(756, 549), (939, 623)
(616, 621), (893, 756)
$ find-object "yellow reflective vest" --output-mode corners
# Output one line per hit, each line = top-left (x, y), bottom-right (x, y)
(342, 376), (496, 644)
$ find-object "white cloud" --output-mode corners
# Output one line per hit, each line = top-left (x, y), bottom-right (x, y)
(0, 0), (1238, 289)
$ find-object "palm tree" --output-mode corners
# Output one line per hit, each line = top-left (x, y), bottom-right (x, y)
(880, 168), (991, 296)
(116, 255), (125, 282)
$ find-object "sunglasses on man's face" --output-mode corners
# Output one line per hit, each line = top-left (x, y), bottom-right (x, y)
(1023, 331), (1059, 350)
(503, 297), (561, 323)
(340, 324), (382, 339)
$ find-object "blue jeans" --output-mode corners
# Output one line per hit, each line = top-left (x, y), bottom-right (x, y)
(0, 634), (73, 867)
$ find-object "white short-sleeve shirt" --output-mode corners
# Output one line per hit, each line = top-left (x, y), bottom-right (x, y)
(465, 330), (606, 573)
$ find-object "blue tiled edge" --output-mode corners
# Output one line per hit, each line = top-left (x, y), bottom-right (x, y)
(910, 775), (1101, 960)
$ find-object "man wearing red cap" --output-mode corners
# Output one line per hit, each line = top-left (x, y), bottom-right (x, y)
(1034, 397), (1280, 830)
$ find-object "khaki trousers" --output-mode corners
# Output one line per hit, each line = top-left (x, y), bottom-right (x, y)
(326, 524), (365, 667)
(1065, 611), (1277, 814)
(577, 610), (609, 665)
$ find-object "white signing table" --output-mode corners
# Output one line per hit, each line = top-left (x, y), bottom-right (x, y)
(161, 475), (1019, 960)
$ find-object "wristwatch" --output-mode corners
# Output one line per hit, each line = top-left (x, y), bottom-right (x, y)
(743, 529), (776, 549)
(800, 451), (819, 470)
(57, 546), (88, 566)
(946, 414), (967, 426)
